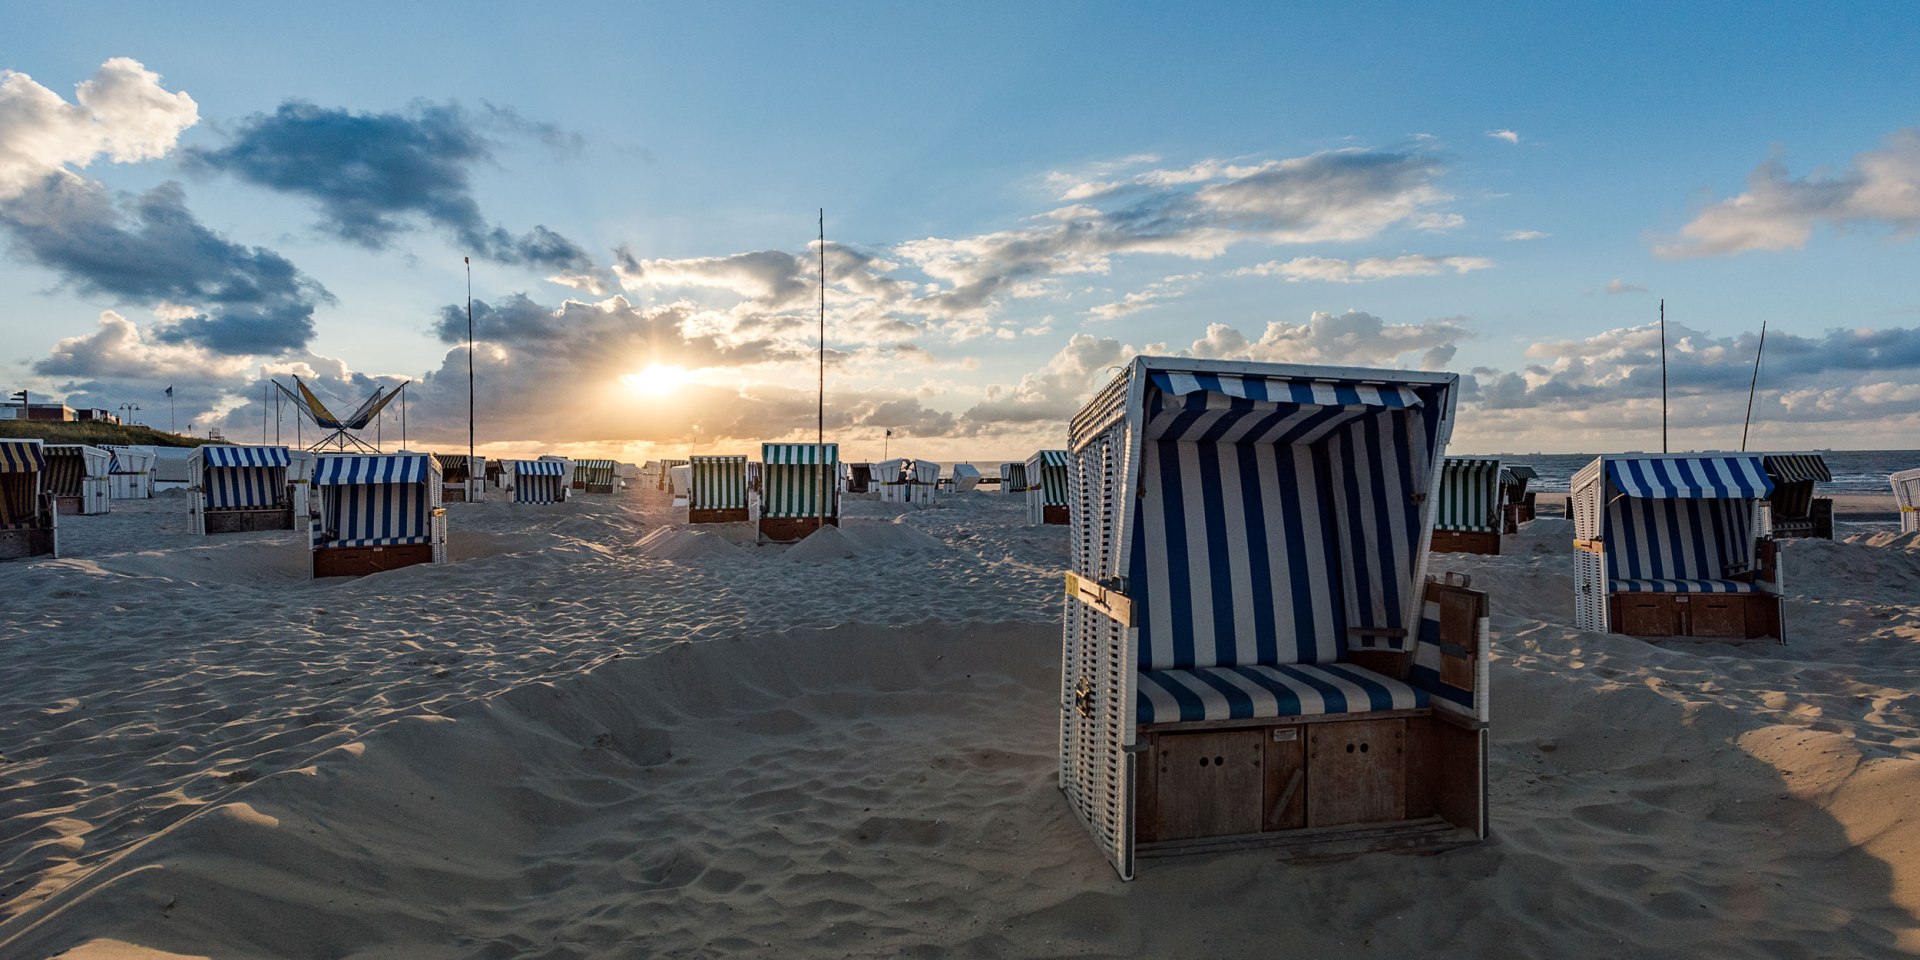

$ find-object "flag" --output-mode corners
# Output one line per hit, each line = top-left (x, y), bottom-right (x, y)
(164, 386), (173, 398)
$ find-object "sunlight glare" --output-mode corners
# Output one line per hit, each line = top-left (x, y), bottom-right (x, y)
(622, 363), (692, 396)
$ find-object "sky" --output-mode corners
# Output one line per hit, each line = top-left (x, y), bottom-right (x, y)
(3, 2), (1918, 463)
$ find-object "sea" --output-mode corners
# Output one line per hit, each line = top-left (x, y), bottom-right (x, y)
(1483, 449), (1918, 493)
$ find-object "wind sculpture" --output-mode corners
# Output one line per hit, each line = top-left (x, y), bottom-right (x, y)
(274, 376), (411, 453)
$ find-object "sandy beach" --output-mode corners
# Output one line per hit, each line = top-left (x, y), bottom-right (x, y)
(0, 487), (1916, 958)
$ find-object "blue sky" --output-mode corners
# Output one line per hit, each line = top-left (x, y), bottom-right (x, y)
(3, 2), (1918, 460)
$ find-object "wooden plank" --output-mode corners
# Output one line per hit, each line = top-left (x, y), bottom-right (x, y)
(1431, 721), (1485, 835)
(1404, 713), (1437, 820)
(1151, 730), (1264, 842)
(1262, 727), (1306, 831)
(1438, 589), (1479, 690)
(1613, 594), (1677, 636)
(1137, 816), (1477, 862)
(1306, 719), (1407, 828)
(1690, 596), (1746, 638)
(1065, 571), (1133, 627)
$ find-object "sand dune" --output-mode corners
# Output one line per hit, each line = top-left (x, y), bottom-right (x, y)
(4, 490), (1919, 957)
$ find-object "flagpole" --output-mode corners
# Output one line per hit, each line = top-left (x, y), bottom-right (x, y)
(466, 256), (475, 468)
(817, 209), (826, 535)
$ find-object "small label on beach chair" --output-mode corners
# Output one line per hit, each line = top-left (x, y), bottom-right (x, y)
(1271, 728), (1298, 742)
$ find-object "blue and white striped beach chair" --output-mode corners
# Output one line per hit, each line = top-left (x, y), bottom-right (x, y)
(1059, 357), (1491, 878)
(1571, 454), (1783, 641)
(1757, 453), (1832, 540)
(501, 459), (568, 504)
(189, 445), (294, 535)
(309, 453), (447, 577)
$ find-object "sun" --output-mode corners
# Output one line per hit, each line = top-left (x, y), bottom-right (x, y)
(622, 363), (692, 396)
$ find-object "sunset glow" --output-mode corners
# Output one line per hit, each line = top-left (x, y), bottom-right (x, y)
(622, 363), (692, 396)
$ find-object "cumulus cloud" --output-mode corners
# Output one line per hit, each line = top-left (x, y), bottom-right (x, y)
(0, 58), (197, 200)
(1657, 129), (1920, 258)
(188, 101), (601, 276)
(0, 176), (330, 354)
(898, 148), (1457, 317)
(1236, 254), (1493, 283)
(1504, 229), (1548, 241)
(1603, 278), (1648, 295)
(1487, 130), (1520, 144)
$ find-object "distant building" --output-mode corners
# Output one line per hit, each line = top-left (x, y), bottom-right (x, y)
(74, 408), (121, 424)
(0, 401), (77, 421)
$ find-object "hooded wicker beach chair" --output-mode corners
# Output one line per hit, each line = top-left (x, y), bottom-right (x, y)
(309, 453), (447, 577)
(948, 463), (982, 492)
(1059, 357), (1491, 879)
(655, 459), (687, 492)
(0, 440), (56, 560)
(1571, 454), (1783, 641)
(1497, 464), (1538, 530)
(1891, 467), (1920, 534)
(101, 445), (157, 500)
(1026, 450), (1070, 525)
(999, 461), (1028, 495)
(1757, 454), (1833, 540)
(760, 443), (838, 542)
(43, 445), (111, 516)
(841, 462), (873, 494)
(190, 445), (294, 534)
(433, 453), (486, 503)
(574, 459), (618, 494)
(875, 457), (939, 505)
(689, 454), (750, 523)
(1431, 458), (1502, 554)
(502, 459), (568, 503)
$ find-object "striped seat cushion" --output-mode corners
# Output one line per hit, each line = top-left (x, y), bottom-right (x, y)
(1137, 662), (1428, 724)
(1610, 578), (1755, 594)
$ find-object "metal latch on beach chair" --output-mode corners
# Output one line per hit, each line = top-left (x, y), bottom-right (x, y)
(1065, 571), (1133, 627)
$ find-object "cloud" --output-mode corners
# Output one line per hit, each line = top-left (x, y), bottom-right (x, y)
(963, 332), (1137, 425)
(1503, 229), (1548, 241)
(0, 58), (197, 201)
(1604, 278), (1648, 295)
(1086, 274), (1195, 321)
(1656, 129), (1920, 258)
(0, 176), (330, 354)
(1487, 130), (1520, 144)
(1235, 254), (1493, 283)
(898, 148), (1457, 317)
(188, 101), (600, 275)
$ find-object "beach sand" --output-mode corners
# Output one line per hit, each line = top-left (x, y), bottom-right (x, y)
(3, 488), (1918, 958)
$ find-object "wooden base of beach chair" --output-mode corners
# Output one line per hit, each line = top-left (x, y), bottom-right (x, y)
(0, 527), (55, 561)
(583, 483), (616, 495)
(443, 486), (468, 503)
(1430, 529), (1501, 555)
(52, 496), (83, 516)
(689, 507), (750, 524)
(1609, 592), (1781, 641)
(204, 507), (295, 534)
(759, 516), (838, 543)
(1043, 505), (1069, 525)
(313, 543), (436, 578)
(1135, 712), (1486, 855)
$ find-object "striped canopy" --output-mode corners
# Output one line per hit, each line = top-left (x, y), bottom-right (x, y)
(314, 454), (436, 486)
(1605, 456), (1773, 499)
(1762, 454), (1831, 484)
(763, 444), (838, 465)
(574, 459), (617, 485)
(0, 440), (43, 474)
(762, 442), (839, 518)
(1502, 464), (1537, 482)
(1029, 450), (1070, 507)
(1144, 370), (1425, 444)
(1436, 458), (1502, 532)
(511, 459), (566, 476)
(201, 445), (292, 468)
(690, 455), (749, 509)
